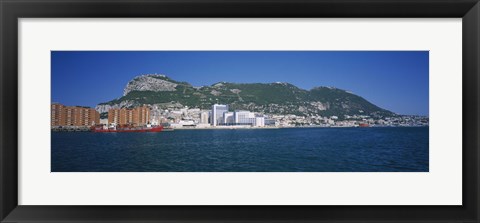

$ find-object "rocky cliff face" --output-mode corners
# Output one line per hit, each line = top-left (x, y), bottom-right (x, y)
(95, 100), (136, 113)
(123, 74), (178, 96)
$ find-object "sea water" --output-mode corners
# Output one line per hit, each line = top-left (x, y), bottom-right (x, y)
(51, 127), (428, 172)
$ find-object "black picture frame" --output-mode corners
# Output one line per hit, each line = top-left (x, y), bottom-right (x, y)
(1, 0), (479, 222)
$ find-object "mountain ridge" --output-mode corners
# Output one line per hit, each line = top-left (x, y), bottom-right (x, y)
(96, 74), (396, 118)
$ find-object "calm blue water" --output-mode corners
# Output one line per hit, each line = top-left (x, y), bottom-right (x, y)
(51, 127), (429, 172)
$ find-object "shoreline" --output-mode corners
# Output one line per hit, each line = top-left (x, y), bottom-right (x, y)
(51, 125), (429, 132)
(169, 125), (429, 130)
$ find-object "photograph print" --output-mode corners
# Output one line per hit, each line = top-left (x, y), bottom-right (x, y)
(51, 51), (429, 172)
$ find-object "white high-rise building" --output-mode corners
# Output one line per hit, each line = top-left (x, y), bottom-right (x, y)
(211, 104), (229, 126)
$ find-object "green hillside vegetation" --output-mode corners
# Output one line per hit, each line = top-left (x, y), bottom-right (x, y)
(99, 76), (395, 118)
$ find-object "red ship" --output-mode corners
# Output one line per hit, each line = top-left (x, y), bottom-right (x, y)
(91, 124), (163, 133)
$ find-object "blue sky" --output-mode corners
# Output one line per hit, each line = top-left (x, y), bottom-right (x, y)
(51, 51), (429, 116)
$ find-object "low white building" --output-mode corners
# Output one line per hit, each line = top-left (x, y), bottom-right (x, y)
(223, 112), (234, 124)
(99, 118), (108, 125)
(254, 116), (265, 127)
(234, 110), (256, 125)
(178, 120), (195, 126)
(200, 111), (209, 124)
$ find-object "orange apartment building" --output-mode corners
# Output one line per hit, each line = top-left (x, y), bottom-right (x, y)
(107, 105), (150, 126)
(51, 103), (100, 126)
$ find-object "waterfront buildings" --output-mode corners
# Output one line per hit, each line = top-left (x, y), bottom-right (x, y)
(53, 103), (428, 130)
(99, 118), (108, 125)
(234, 110), (256, 125)
(200, 111), (209, 124)
(211, 104), (228, 126)
(107, 105), (150, 126)
(212, 106), (266, 127)
(255, 116), (265, 127)
(51, 103), (100, 127)
(223, 112), (235, 124)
